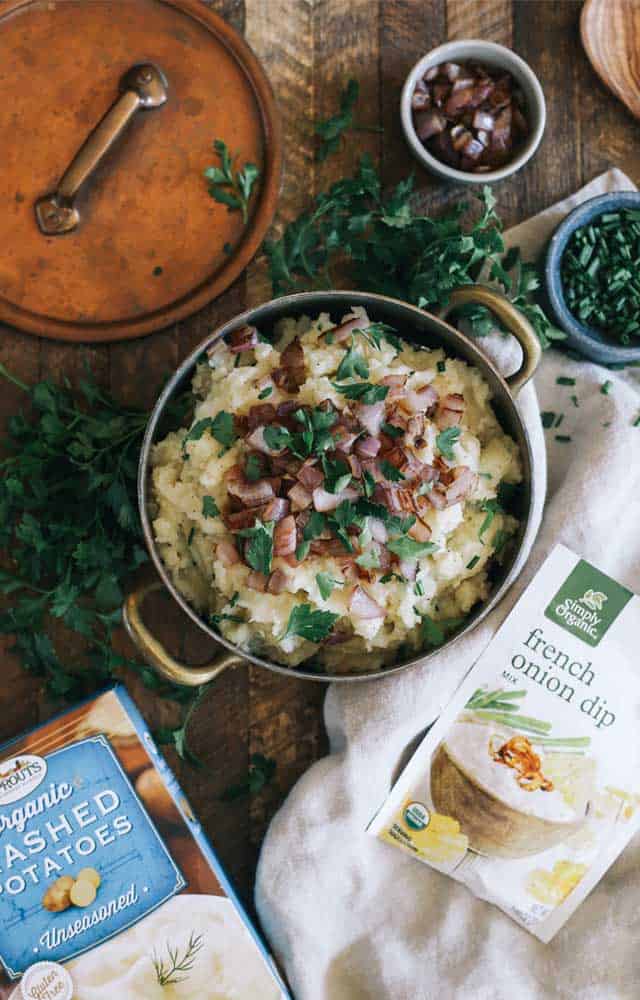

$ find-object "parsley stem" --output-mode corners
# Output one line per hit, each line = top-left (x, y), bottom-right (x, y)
(0, 363), (29, 392)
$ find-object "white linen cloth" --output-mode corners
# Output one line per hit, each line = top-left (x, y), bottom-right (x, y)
(256, 169), (640, 1000)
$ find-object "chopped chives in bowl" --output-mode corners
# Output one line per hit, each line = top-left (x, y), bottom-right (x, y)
(560, 209), (640, 345)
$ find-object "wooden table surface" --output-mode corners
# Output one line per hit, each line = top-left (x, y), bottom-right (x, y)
(0, 0), (637, 914)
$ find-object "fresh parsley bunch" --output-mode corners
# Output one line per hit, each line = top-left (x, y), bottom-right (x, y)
(264, 113), (563, 349)
(0, 365), (186, 701)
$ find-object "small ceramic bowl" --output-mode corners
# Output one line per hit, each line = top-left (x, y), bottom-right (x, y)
(400, 40), (546, 185)
(544, 191), (640, 365)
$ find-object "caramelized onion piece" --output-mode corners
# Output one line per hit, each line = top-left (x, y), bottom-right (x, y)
(350, 586), (385, 619)
(355, 435), (381, 458)
(356, 401), (385, 437)
(312, 485), (358, 513)
(247, 571), (268, 592)
(227, 470), (274, 507)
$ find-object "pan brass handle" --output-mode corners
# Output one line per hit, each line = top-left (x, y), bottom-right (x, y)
(35, 64), (168, 236)
(123, 579), (244, 687)
(441, 284), (542, 395)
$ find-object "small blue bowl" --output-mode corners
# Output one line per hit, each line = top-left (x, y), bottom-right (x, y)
(544, 191), (640, 365)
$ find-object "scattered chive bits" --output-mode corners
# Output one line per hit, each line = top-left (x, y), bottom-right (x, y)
(561, 209), (640, 344)
(556, 376), (575, 386)
(600, 380), (613, 395)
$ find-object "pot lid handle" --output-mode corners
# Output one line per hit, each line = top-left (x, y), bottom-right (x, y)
(35, 63), (168, 236)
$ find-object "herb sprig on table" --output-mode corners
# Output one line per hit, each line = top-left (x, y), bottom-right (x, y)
(264, 83), (563, 349)
(204, 139), (260, 224)
(0, 365), (191, 706)
(315, 78), (382, 162)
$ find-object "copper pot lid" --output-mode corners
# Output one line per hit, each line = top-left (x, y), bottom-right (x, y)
(0, 0), (282, 342)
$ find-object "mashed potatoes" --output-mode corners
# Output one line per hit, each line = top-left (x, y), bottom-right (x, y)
(150, 308), (521, 673)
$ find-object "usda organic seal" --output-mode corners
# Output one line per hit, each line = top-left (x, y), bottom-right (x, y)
(20, 961), (73, 1000)
(403, 801), (431, 831)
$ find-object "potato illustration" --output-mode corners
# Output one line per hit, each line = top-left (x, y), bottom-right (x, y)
(42, 875), (74, 912)
(77, 867), (101, 890)
(70, 879), (97, 908)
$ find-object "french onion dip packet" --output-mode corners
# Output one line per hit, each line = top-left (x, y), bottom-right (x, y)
(368, 544), (640, 942)
(0, 685), (291, 999)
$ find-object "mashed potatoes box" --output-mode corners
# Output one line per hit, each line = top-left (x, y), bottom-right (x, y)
(368, 544), (640, 942)
(0, 686), (291, 1000)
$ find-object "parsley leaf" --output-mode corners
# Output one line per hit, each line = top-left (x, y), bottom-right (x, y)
(356, 548), (381, 569)
(263, 424), (291, 453)
(379, 458), (405, 482)
(295, 510), (326, 560)
(202, 495), (219, 518)
(331, 381), (389, 404)
(316, 572), (343, 600)
(237, 520), (274, 575)
(315, 78), (361, 162)
(322, 454), (352, 494)
(210, 411), (237, 450)
(335, 340), (369, 381)
(387, 537), (437, 559)
(245, 453), (264, 482)
(436, 426), (461, 461)
(220, 753), (276, 801)
(282, 603), (338, 642)
(204, 139), (260, 224)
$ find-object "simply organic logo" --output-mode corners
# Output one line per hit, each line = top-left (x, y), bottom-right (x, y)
(545, 560), (632, 647)
(0, 755), (47, 806)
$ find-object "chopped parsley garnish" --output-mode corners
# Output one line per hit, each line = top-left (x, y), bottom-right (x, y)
(236, 520), (273, 575)
(555, 413), (564, 428)
(381, 421), (403, 439)
(264, 407), (337, 460)
(437, 360), (446, 373)
(356, 548), (381, 569)
(601, 380), (613, 395)
(316, 572), (343, 600)
(258, 385), (273, 399)
(379, 459), (405, 481)
(295, 510), (326, 560)
(363, 470), (376, 497)
(187, 527), (195, 546)
(435, 426), (461, 461)
(387, 537), (437, 559)
(356, 321), (403, 354)
(202, 495), (219, 518)
(571, 394), (579, 407)
(182, 417), (218, 457)
(210, 410), (237, 450)
(245, 453), (264, 481)
(335, 340), (369, 381)
(315, 78), (360, 162)
(322, 454), (352, 494)
(331, 381), (389, 405)
(414, 581), (424, 596)
(282, 603), (338, 642)
(541, 411), (556, 429)
(263, 424), (291, 453)
(556, 376), (576, 386)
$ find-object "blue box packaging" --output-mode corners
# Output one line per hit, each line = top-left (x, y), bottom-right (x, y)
(0, 685), (291, 1000)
